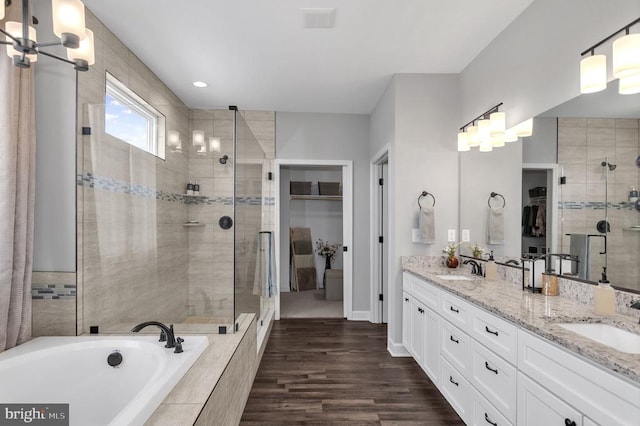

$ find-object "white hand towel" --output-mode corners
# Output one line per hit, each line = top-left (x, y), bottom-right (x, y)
(487, 207), (504, 245)
(419, 207), (435, 245)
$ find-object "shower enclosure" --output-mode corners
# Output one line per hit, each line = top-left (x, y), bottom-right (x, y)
(77, 102), (272, 334)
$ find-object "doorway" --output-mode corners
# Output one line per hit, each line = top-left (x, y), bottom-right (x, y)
(521, 163), (558, 257)
(274, 160), (353, 320)
(370, 148), (389, 324)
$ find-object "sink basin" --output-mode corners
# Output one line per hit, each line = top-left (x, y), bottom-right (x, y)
(436, 275), (473, 281)
(557, 323), (640, 354)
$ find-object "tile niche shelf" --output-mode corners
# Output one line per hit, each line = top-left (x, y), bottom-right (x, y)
(183, 194), (208, 200)
(290, 195), (342, 201)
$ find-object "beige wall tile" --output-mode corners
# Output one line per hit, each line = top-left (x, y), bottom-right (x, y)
(32, 300), (76, 337)
(587, 126), (615, 146)
(558, 126), (587, 146)
(587, 118), (615, 128)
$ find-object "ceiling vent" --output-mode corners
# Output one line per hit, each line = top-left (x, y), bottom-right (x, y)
(300, 8), (336, 29)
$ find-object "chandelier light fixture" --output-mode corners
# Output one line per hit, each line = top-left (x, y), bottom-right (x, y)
(457, 103), (533, 152)
(579, 17), (640, 95)
(1, 0), (94, 71)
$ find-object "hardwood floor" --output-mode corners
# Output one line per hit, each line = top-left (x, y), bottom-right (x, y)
(240, 319), (464, 425)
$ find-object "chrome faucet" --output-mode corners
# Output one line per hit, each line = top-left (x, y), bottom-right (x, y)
(131, 321), (176, 349)
(463, 259), (483, 277)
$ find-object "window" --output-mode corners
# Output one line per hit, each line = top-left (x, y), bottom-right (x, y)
(105, 72), (166, 159)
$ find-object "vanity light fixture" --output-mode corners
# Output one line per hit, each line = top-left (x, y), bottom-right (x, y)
(1, 0), (94, 71)
(209, 137), (221, 153)
(579, 17), (640, 95)
(458, 103), (533, 152)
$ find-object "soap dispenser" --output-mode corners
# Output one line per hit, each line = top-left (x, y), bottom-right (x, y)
(593, 268), (615, 316)
(485, 251), (497, 281)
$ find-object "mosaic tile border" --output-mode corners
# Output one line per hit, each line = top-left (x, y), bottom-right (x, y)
(32, 285), (76, 300)
(559, 201), (637, 211)
(77, 173), (274, 206)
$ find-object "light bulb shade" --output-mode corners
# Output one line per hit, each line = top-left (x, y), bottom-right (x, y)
(167, 130), (180, 149)
(477, 119), (491, 145)
(5, 22), (38, 63)
(514, 118), (533, 137)
(619, 73), (640, 95)
(466, 125), (480, 147)
(489, 112), (506, 136)
(52, 0), (86, 43)
(612, 33), (640, 79)
(580, 54), (607, 94)
(192, 130), (205, 147)
(479, 138), (493, 152)
(505, 128), (518, 143)
(457, 132), (470, 152)
(0, 1), (5, 20)
(209, 137), (221, 153)
(491, 134), (506, 147)
(67, 28), (94, 65)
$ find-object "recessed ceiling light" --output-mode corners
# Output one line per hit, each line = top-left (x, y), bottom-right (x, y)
(193, 81), (208, 88)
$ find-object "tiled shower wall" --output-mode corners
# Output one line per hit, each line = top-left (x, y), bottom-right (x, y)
(557, 117), (640, 291)
(76, 9), (191, 332)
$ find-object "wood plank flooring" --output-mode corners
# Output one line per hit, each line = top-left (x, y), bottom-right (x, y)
(240, 319), (464, 425)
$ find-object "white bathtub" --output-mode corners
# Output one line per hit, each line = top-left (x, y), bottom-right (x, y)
(0, 335), (208, 425)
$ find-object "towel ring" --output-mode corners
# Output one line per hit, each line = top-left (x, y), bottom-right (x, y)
(418, 191), (436, 209)
(488, 192), (505, 208)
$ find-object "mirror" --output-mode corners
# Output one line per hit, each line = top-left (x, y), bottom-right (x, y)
(460, 83), (640, 292)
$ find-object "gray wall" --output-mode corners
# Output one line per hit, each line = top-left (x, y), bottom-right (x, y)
(370, 74), (460, 346)
(33, 0), (77, 272)
(523, 117), (557, 164)
(276, 112), (371, 312)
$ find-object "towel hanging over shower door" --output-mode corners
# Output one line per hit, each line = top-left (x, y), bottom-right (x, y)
(253, 231), (277, 297)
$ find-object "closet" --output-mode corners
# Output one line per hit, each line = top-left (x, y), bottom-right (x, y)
(522, 170), (548, 255)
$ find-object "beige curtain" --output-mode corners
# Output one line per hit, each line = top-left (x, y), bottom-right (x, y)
(0, 2), (35, 351)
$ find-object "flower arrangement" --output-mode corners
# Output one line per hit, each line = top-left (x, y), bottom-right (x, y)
(467, 243), (484, 259)
(442, 242), (461, 259)
(315, 239), (340, 263)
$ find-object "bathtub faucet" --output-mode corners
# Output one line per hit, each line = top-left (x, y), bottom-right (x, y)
(131, 321), (176, 349)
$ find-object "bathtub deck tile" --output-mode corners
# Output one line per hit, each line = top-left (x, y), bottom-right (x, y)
(145, 403), (202, 426)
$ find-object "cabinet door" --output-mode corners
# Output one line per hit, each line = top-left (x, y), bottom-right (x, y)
(402, 292), (411, 352)
(422, 306), (440, 385)
(517, 372), (582, 426)
(441, 356), (471, 424)
(410, 297), (425, 366)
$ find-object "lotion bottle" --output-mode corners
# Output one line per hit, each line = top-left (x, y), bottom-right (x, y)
(485, 250), (497, 281)
(593, 269), (615, 316)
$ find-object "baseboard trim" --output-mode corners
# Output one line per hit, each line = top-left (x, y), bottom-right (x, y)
(387, 338), (410, 357)
(350, 311), (370, 321)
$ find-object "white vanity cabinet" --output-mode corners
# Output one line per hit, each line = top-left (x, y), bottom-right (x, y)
(401, 271), (640, 426)
(402, 275), (440, 385)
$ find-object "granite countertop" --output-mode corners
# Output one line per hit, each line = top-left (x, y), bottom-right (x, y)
(402, 263), (640, 385)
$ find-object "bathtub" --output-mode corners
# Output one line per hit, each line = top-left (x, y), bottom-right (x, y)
(0, 335), (208, 425)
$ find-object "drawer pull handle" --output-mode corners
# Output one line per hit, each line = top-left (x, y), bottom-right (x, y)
(404, 298), (409, 302)
(484, 361), (498, 374)
(450, 306), (459, 313)
(485, 326), (499, 336)
(449, 376), (459, 387)
(564, 419), (576, 426)
(450, 335), (459, 344)
(484, 413), (497, 426)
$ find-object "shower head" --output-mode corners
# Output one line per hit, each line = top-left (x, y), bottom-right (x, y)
(219, 155), (229, 165)
(601, 161), (616, 171)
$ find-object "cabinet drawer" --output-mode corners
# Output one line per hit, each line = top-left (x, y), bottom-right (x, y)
(440, 292), (471, 329)
(470, 306), (517, 365)
(471, 387), (513, 426)
(517, 372), (582, 426)
(469, 340), (517, 424)
(440, 357), (471, 424)
(440, 319), (470, 375)
(403, 272), (440, 311)
(518, 329), (640, 426)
